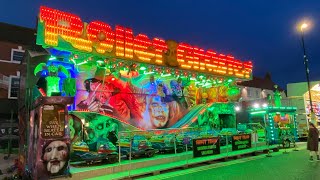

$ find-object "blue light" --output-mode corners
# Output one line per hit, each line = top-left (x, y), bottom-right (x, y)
(49, 48), (71, 59)
(44, 58), (77, 110)
(47, 60), (76, 78)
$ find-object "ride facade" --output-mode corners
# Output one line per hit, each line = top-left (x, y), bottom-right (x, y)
(18, 6), (254, 179)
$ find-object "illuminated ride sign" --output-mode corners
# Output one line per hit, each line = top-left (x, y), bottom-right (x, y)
(37, 6), (253, 79)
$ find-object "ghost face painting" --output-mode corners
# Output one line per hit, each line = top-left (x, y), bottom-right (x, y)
(148, 96), (169, 128)
(43, 141), (68, 175)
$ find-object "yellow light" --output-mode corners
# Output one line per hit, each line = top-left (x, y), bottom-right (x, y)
(296, 19), (313, 33)
(301, 23), (308, 31)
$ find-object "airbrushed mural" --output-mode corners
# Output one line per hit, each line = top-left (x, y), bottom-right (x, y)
(71, 64), (240, 132)
(68, 113), (135, 149)
(34, 6), (248, 136)
(19, 6), (253, 180)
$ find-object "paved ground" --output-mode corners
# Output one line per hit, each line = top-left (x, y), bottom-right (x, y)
(0, 148), (19, 179)
(0, 143), (316, 180)
(140, 144), (319, 180)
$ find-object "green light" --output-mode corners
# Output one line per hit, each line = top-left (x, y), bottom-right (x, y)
(250, 111), (266, 115)
(96, 60), (104, 64)
(49, 55), (57, 61)
(46, 76), (60, 96)
(161, 73), (171, 77)
(71, 59), (76, 65)
(227, 86), (240, 96)
(77, 61), (87, 66)
(228, 79), (233, 83)
(203, 83), (212, 88)
(144, 71), (155, 75)
(140, 66), (147, 71)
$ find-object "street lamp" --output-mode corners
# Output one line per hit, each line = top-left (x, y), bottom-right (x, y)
(299, 22), (314, 114)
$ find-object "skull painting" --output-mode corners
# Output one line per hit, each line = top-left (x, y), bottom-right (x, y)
(84, 115), (119, 146)
(85, 116), (109, 145)
(163, 40), (179, 67)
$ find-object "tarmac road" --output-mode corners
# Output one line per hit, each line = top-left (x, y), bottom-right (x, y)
(140, 143), (320, 180)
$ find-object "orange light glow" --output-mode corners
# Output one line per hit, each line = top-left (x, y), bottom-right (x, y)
(38, 6), (253, 79)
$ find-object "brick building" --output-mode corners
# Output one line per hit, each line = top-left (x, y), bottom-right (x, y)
(236, 73), (286, 123)
(0, 22), (35, 147)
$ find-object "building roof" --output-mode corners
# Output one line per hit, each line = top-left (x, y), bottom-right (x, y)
(237, 73), (284, 91)
(0, 22), (36, 45)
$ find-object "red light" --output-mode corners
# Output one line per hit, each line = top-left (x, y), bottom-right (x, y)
(38, 6), (253, 79)
(87, 21), (115, 54)
(133, 34), (155, 62)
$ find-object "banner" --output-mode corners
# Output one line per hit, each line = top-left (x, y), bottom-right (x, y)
(231, 134), (251, 151)
(192, 137), (220, 158)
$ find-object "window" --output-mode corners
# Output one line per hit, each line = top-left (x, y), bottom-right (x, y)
(255, 89), (259, 98)
(8, 76), (20, 99)
(247, 88), (251, 97)
(0, 74), (9, 89)
(11, 49), (25, 63)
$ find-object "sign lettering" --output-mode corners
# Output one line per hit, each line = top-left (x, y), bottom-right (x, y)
(193, 137), (220, 158)
(37, 6), (252, 79)
(41, 104), (65, 139)
(232, 134), (252, 151)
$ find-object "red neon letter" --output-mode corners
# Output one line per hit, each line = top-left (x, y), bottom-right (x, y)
(243, 61), (253, 79)
(193, 47), (205, 70)
(115, 25), (125, 57)
(113, 26), (134, 58)
(125, 28), (134, 59)
(153, 38), (167, 64)
(177, 43), (194, 69)
(39, 6), (89, 50)
(216, 54), (227, 74)
(204, 50), (217, 72)
(133, 34), (155, 62)
(226, 55), (236, 76)
(87, 21), (115, 54)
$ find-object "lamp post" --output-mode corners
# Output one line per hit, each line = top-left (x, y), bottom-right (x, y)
(300, 23), (314, 114)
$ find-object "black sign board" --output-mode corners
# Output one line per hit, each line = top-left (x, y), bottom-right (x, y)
(232, 134), (252, 151)
(41, 105), (65, 139)
(192, 137), (220, 158)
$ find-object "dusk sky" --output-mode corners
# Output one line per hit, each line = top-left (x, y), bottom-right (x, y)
(1, 0), (320, 89)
